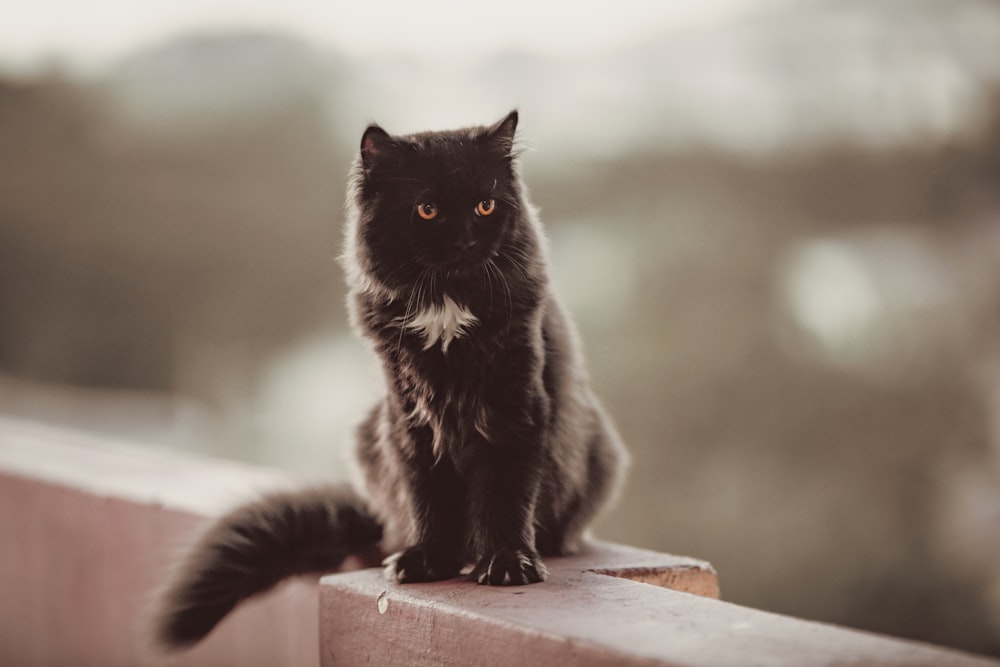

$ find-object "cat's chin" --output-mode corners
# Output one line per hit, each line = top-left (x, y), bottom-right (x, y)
(428, 256), (491, 276)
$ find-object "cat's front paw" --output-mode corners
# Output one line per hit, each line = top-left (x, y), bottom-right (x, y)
(472, 548), (547, 586)
(383, 545), (463, 584)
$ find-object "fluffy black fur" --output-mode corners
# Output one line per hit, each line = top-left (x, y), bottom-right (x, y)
(153, 111), (627, 650)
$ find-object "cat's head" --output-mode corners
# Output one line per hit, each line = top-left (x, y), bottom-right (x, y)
(347, 111), (525, 294)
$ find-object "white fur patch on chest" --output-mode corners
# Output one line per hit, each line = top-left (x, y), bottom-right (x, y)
(400, 295), (478, 353)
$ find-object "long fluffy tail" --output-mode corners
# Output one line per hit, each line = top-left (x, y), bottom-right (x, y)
(153, 485), (382, 650)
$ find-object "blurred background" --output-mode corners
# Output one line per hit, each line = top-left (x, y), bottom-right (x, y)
(2, 0), (999, 656)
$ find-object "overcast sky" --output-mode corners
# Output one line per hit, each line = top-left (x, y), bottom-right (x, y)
(2, 0), (773, 72)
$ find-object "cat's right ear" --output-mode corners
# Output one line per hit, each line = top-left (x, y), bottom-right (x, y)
(482, 110), (519, 161)
(361, 125), (393, 175)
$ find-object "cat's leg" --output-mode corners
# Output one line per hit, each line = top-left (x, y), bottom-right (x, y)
(462, 434), (548, 586)
(383, 431), (468, 583)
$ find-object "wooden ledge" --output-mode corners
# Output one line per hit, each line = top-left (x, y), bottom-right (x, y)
(320, 542), (997, 667)
(3, 416), (998, 667)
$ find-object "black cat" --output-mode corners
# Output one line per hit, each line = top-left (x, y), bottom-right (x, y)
(154, 111), (628, 649)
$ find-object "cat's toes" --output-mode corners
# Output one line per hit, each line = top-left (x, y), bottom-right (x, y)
(383, 546), (462, 584)
(472, 549), (547, 586)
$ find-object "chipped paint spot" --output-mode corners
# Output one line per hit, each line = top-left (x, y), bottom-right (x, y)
(377, 591), (389, 615)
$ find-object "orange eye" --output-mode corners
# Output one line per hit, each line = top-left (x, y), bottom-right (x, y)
(416, 202), (438, 220)
(476, 199), (496, 217)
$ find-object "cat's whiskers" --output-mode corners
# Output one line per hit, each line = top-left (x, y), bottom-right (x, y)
(498, 248), (533, 282)
(496, 194), (522, 211)
(362, 256), (423, 302)
(481, 263), (495, 316)
(486, 258), (513, 335)
(396, 267), (431, 356)
(503, 244), (535, 264)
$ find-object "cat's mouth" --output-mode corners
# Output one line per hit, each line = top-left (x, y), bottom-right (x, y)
(432, 259), (487, 276)
(431, 248), (494, 274)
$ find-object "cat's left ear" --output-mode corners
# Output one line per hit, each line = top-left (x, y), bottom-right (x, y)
(360, 125), (394, 174)
(485, 110), (518, 157)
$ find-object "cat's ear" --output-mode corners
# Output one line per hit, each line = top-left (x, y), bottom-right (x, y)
(360, 125), (393, 174)
(490, 110), (519, 141)
(485, 110), (519, 157)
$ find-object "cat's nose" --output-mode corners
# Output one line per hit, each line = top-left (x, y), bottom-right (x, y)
(453, 238), (477, 252)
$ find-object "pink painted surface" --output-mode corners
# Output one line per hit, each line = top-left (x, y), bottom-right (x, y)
(0, 417), (321, 667)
